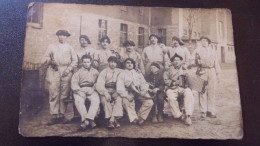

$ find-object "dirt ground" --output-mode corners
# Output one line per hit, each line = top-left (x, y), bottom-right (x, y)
(19, 63), (243, 139)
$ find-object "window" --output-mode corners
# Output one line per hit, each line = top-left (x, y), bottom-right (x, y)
(184, 29), (187, 36)
(218, 21), (224, 38)
(27, 3), (44, 28)
(138, 27), (145, 48)
(98, 19), (107, 41)
(215, 45), (218, 51)
(198, 32), (201, 37)
(158, 28), (167, 45)
(120, 6), (127, 11)
(139, 8), (144, 15)
(120, 23), (128, 46)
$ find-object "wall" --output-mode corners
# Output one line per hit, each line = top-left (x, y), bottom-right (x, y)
(23, 3), (149, 66)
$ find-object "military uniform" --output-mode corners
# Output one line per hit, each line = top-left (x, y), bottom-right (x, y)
(75, 47), (96, 70)
(93, 49), (117, 72)
(96, 67), (123, 119)
(44, 42), (78, 117)
(191, 46), (221, 116)
(163, 66), (194, 118)
(120, 50), (145, 74)
(71, 67), (100, 122)
(142, 45), (169, 76)
(166, 46), (191, 65)
(145, 72), (165, 120)
(117, 69), (154, 122)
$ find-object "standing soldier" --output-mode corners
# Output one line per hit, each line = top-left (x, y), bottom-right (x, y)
(117, 58), (154, 125)
(93, 36), (119, 72)
(96, 56), (123, 129)
(120, 40), (145, 74)
(71, 55), (100, 130)
(75, 35), (96, 70)
(191, 36), (221, 119)
(43, 30), (78, 125)
(166, 36), (191, 68)
(142, 34), (169, 76)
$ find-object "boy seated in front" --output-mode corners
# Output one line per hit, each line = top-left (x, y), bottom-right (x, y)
(71, 54), (100, 131)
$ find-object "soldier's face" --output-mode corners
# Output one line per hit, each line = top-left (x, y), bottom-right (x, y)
(150, 36), (158, 45)
(150, 66), (159, 74)
(80, 38), (88, 47)
(173, 57), (182, 68)
(101, 39), (109, 49)
(201, 39), (209, 47)
(172, 40), (180, 47)
(58, 35), (67, 43)
(82, 58), (92, 69)
(108, 61), (117, 69)
(125, 60), (134, 70)
(126, 45), (134, 52)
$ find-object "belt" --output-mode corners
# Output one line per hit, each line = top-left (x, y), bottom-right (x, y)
(80, 84), (94, 88)
(201, 66), (214, 69)
(105, 82), (116, 88)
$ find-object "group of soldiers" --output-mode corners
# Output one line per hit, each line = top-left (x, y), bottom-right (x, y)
(43, 29), (221, 131)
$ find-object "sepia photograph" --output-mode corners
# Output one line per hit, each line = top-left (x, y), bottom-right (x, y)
(19, 3), (243, 139)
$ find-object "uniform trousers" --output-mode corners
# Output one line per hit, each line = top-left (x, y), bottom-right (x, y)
(122, 91), (154, 122)
(74, 91), (100, 121)
(166, 87), (194, 118)
(100, 88), (123, 119)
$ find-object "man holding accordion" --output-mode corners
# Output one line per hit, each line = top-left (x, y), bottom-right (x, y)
(163, 53), (195, 126)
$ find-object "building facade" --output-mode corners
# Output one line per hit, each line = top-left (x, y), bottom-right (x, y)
(23, 3), (235, 70)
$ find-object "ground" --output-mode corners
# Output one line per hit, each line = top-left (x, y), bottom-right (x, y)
(19, 63), (243, 139)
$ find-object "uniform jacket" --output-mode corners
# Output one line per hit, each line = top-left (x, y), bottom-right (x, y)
(96, 67), (123, 96)
(116, 69), (149, 98)
(71, 67), (99, 95)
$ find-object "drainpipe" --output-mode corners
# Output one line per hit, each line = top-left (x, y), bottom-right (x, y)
(148, 7), (151, 41)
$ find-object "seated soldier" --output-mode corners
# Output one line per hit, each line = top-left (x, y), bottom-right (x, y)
(117, 58), (154, 125)
(145, 62), (165, 123)
(163, 53), (195, 126)
(71, 55), (100, 131)
(96, 56), (123, 129)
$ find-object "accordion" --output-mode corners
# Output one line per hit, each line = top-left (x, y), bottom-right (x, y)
(177, 75), (208, 93)
(186, 75), (208, 93)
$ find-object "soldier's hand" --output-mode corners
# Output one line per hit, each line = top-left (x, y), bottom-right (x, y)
(92, 61), (99, 68)
(152, 88), (159, 93)
(140, 90), (148, 97)
(105, 93), (111, 102)
(136, 68), (141, 73)
(62, 70), (70, 77)
(126, 96), (134, 102)
(76, 91), (86, 98)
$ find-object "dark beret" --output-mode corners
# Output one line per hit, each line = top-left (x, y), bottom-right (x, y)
(172, 36), (184, 45)
(150, 62), (160, 69)
(199, 36), (211, 44)
(79, 35), (91, 44)
(149, 34), (159, 40)
(107, 56), (118, 63)
(56, 30), (70, 37)
(170, 53), (183, 62)
(123, 40), (135, 47)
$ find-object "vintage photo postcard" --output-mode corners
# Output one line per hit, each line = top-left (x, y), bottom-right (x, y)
(19, 3), (243, 139)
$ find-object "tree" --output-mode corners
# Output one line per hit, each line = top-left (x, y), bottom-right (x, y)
(185, 9), (201, 43)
